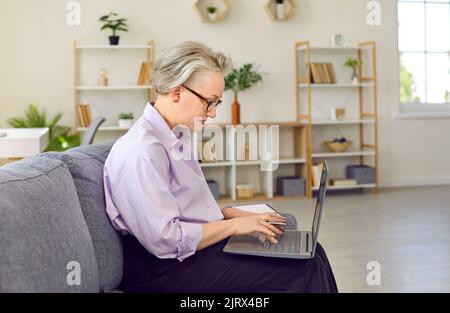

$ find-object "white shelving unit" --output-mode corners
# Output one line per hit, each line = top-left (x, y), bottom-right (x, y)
(198, 123), (308, 202)
(73, 40), (155, 132)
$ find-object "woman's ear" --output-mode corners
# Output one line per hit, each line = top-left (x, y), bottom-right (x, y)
(170, 87), (181, 103)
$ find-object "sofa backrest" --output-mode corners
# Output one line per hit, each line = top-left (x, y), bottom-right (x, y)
(0, 156), (100, 292)
(42, 142), (123, 293)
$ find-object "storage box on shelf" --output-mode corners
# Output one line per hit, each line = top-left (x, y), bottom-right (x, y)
(295, 40), (379, 197)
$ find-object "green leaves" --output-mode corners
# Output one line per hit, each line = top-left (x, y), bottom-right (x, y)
(344, 57), (360, 68)
(225, 63), (263, 98)
(98, 12), (129, 36)
(7, 103), (80, 152)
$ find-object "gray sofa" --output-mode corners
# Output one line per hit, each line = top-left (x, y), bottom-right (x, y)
(0, 142), (123, 292)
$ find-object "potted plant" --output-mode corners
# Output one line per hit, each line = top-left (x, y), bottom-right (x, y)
(344, 57), (361, 84)
(7, 103), (81, 151)
(225, 63), (263, 125)
(118, 112), (134, 128)
(276, 0), (285, 20)
(207, 6), (218, 22)
(99, 12), (128, 45)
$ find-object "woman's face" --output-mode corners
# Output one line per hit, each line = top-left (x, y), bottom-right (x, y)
(173, 71), (225, 131)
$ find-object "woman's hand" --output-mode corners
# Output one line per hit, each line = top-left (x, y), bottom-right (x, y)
(230, 213), (287, 244)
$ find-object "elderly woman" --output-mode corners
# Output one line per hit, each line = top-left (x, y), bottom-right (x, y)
(103, 41), (338, 293)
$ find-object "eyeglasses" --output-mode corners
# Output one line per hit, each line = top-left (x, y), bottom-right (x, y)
(181, 84), (222, 112)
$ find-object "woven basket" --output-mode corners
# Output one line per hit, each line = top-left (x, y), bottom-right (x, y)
(323, 141), (352, 153)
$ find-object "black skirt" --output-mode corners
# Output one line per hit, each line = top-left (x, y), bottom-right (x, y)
(118, 235), (338, 293)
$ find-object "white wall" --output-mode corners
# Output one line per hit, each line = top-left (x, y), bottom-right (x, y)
(1, 0), (449, 187)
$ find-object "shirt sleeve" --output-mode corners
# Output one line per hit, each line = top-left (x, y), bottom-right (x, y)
(115, 146), (203, 262)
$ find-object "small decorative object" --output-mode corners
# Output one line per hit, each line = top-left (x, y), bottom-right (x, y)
(225, 63), (264, 125)
(329, 107), (346, 121)
(323, 137), (353, 153)
(344, 57), (361, 84)
(98, 68), (108, 86)
(99, 12), (129, 45)
(207, 6), (218, 22)
(236, 183), (254, 199)
(199, 140), (217, 162)
(331, 33), (346, 47)
(275, 0), (285, 20)
(118, 112), (134, 128)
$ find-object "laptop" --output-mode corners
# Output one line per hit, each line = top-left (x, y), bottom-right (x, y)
(223, 161), (328, 259)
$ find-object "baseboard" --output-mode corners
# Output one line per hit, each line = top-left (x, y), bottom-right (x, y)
(379, 177), (450, 188)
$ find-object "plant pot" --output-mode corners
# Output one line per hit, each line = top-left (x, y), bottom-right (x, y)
(109, 36), (120, 45)
(118, 119), (133, 128)
(208, 12), (218, 22)
(231, 97), (240, 125)
(351, 67), (359, 84)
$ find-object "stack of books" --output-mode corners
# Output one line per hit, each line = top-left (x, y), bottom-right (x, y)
(330, 179), (358, 187)
(137, 62), (150, 85)
(308, 63), (337, 84)
(76, 104), (92, 127)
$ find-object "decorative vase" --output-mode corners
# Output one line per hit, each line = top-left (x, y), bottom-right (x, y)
(276, 3), (285, 20)
(109, 36), (120, 45)
(118, 119), (132, 128)
(351, 67), (359, 84)
(231, 96), (240, 125)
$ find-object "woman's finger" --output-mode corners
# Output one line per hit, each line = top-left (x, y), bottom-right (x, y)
(260, 220), (284, 235)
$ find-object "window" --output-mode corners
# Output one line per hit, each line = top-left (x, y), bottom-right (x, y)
(397, 0), (450, 115)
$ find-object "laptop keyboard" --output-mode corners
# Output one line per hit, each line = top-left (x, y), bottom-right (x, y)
(262, 231), (303, 254)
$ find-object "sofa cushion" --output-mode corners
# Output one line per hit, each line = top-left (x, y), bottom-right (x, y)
(42, 142), (123, 293)
(0, 157), (99, 292)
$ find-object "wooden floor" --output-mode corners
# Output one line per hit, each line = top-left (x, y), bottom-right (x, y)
(234, 185), (450, 293)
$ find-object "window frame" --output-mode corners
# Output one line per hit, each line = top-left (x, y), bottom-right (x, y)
(397, 0), (450, 118)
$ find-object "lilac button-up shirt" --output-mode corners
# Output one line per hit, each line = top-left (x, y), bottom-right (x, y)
(104, 103), (224, 261)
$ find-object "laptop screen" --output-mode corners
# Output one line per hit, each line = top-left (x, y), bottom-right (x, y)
(311, 161), (328, 250)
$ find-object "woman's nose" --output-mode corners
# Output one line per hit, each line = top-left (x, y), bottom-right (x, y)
(206, 107), (217, 119)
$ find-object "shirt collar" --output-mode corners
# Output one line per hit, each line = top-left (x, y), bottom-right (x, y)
(143, 102), (192, 152)
(143, 102), (179, 149)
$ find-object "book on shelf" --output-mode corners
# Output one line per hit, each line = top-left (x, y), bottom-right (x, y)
(76, 104), (92, 127)
(137, 62), (149, 85)
(330, 179), (358, 186)
(308, 63), (337, 84)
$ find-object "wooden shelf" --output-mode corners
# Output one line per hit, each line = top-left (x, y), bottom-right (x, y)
(72, 40), (155, 133)
(276, 158), (307, 164)
(309, 119), (375, 125)
(76, 126), (130, 132)
(263, 0), (297, 21)
(298, 83), (375, 88)
(295, 40), (379, 197)
(208, 121), (304, 128)
(312, 149), (376, 158)
(76, 45), (153, 50)
(193, 0), (229, 23)
(312, 183), (376, 191)
(297, 46), (372, 51)
(76, 85), (153, 90)
(200, 161), (233, 168)
(235, 160), (264, 166)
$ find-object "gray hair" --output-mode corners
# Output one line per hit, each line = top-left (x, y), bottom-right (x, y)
(153, 41), (232, 94)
